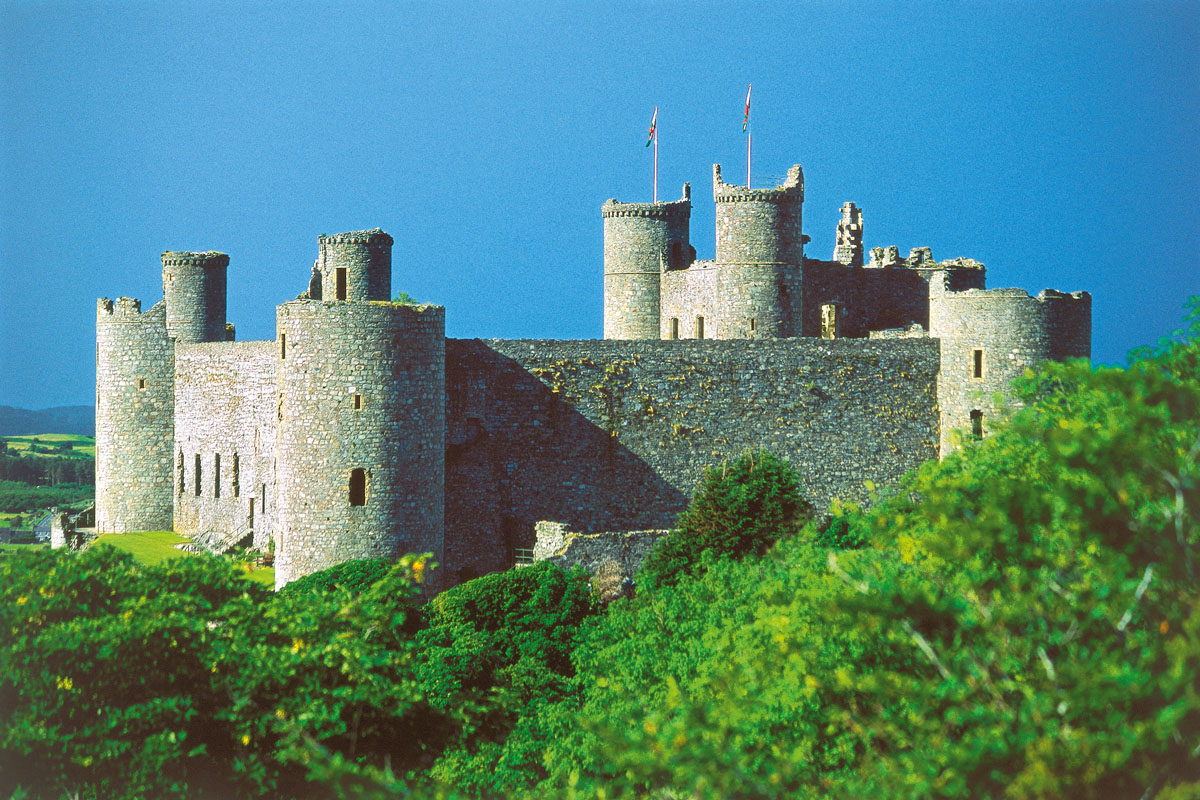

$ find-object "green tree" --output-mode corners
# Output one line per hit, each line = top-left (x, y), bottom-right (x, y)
(639, 449), (808, 590)
(415, 562), (598, 796)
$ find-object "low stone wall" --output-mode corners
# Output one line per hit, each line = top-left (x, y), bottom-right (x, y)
(533, 521), (670, 599)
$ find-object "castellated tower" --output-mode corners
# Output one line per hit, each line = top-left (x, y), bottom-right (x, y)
(162, 251), (229, 343)
(602, 185), (692, 339)
(929, 277), (1091, 454)
(710, 163), (805, 337)
(833, 202), (864, 267)
(273, 233), (444, 589)
(95, 297), (176, 533)
(317, 228), (393, 302)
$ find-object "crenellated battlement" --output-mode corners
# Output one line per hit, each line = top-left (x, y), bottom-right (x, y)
(318, 228), (394, 247)
(97, 296), (138, 317)
(161, 251), (229, 269)
(713, 163), (803, 203)
(601, 193), (691, 219)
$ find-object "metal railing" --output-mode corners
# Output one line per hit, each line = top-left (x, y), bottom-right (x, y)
(513, 548), (535, 568)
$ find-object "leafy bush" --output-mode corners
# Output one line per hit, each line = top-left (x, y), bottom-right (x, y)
(639, 449), (808, 589)
(416, 562), (598, 795)
(277, 556), (391, 597)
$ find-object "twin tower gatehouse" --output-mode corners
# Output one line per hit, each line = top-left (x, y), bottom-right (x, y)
(96, 159), (1091, 589)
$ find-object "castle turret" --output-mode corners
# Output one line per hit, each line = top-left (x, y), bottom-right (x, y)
(95, 296), (175, 533)
(708, 164), (805, 338)
(274, 231), (443, 588)
(162, 251), (229, 343)
(602, 185), (691, 340)
(929, 278), (1091, 454)
(317, 228), (393, 302)
(834, 202), (864, 267)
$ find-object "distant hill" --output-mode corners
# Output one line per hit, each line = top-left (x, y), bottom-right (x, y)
(0, 406), (95, 436)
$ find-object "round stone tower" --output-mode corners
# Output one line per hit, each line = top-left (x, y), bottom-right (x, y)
(602, 185), (691, 340)
(316, 228), (393, 303)
(273, 269), (445, 588)
(162, 251), (229, 343)
(95, 297), (175, 533)
(929, 277), (1091, 454)
(712, 163), (805, 337)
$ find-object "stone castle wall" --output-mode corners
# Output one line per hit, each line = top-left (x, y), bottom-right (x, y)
(162, 251), (229, 344)
(443, 336), (940, 583)
(801, 260), (987, 338)
(930, 281), (1091, 453)
(95, 298), (175, 533)
(660, 261), (803, 340)
(602, 190), (692, 340)
(713, 164), (804, 266)
(274, 301), (445, 587)
(317, 229), (393, 303)
(173, 340), (278, 550)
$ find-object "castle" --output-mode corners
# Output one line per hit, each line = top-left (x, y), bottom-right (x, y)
(95, 162), (1091, 589)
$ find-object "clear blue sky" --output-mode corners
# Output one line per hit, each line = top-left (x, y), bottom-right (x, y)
(2, 0), (1198, 409)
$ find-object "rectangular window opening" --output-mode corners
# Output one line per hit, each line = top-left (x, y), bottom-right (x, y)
(214, 453), (221, 499)
(335, 268), (348, 301)
(353, 393), (362, 410)
(973, 349), (984, 379)
(696, 316), (705, 340)
(231, 453), (240, 497)
(349, 468), (367, 506)
(970, 409), (984, 440)
(749, 317), (757, 333)
(248, 498), (255, 529)
(137, 378), (147, 390)
(280, 333), (287, 359)
(262, 483), (267, 514)
(669, 318), (679, 340)
(194, 454), (202, 497)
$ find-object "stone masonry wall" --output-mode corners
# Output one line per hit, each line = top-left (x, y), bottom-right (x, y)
(713, 164), (804, 265)
(174, 340), (278, 550)
(162, 251), (229, 344)
(660, 260), (803, 340)
(95, 298), (175, 533)
(602, 190), (691, 340)
(317, 229), (393, 303)
(532, 520), (669, 592)
(930, 281), (1091, 454)
(802, 260), (986, 338)
(444, 337), (940, 583)
(274, 301), (445, 588)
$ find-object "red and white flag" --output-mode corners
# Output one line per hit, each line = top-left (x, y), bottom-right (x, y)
(646, 107), (658, 147)
(742, 84), (751, 132)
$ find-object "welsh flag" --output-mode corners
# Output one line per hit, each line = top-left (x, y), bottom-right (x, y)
(743, 84), (751, 132)
(646, 106), (658, 147)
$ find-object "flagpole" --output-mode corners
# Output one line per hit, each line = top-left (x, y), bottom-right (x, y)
(747, 119), (751, 188)
(653, 127), (658, 203)
(743, 83), (752, 188)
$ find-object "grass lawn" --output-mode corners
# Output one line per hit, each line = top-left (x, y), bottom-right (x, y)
(0, 542), (46, 552)
(89, 530), (275, 586)
(91, 530), (191, 564)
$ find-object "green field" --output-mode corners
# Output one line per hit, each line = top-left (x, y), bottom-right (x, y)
(0, 542), (46, 552)
(90, 530), (274, 585)
(3, 433), (95, 458)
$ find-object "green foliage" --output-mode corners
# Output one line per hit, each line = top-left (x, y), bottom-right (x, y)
(416, 562), (598, 795)
(639, 449), (808, 589)
(0, 550), (446, 799)
(278, 556), (391, 597)
(0, 547), (268, 799)
(0, 479), (93, 513)
(537, 298), (1200, 799)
